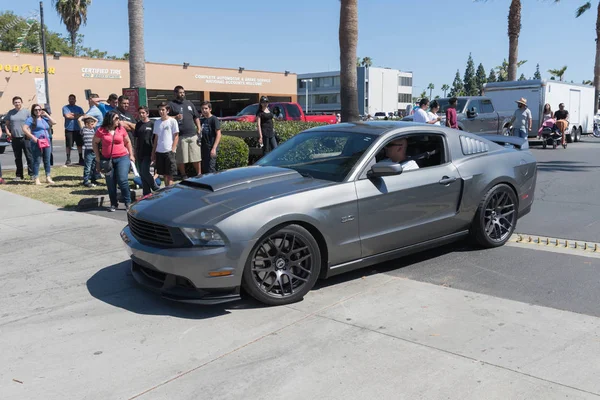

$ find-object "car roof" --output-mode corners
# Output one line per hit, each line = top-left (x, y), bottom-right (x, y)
(305, 121), (441, 136)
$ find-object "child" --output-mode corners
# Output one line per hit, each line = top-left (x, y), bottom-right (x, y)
(152, 102), (179, 186)
(78, 114), (99, 187)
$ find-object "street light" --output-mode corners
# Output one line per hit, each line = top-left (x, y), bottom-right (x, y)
(301, 79), (313, 114)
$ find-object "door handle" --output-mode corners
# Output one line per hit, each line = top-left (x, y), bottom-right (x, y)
(439, 176), (457, 185)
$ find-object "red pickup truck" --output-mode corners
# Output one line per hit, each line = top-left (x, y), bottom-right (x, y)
(219, 102), (337, 124)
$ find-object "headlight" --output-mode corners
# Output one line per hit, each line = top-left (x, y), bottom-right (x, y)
(181, 228), (225, 247)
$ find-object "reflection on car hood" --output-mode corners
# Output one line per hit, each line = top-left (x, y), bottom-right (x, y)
(129, 166), (335, 226)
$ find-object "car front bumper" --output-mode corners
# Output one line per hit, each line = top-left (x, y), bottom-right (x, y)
(120, 226), (253, 305)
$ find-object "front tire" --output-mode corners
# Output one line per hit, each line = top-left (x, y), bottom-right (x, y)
(471, 184), (518, 248)
(242, 224), (321, 306)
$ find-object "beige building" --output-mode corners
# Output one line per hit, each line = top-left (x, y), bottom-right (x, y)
(0, 51), (297, 139)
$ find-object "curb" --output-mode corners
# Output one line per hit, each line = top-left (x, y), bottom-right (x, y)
(76, 188), (144, 210)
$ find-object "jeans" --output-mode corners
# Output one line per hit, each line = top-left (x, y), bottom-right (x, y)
(83, 149), (98, 184)
(30, 141), (52, 178)
(263, 136), (278, 155)
(11, 137), (34, 178)
(201, 146), (218, 174)
(516, 128), (528, 139)
(139, 155), (159, 195)
(105, 155), (131, 207)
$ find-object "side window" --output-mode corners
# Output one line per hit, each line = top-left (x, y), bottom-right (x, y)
(360, 134), (447, 179)
(467, 100), (480, 114)
(284, 104), (302, 120)
(480, 99), (494, 113)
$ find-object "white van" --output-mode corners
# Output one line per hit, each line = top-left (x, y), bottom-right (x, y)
(483, 79), (595, 142)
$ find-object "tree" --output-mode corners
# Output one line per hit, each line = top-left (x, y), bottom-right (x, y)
(583, 79), (593, 85)
(356, 57), (361, 67)
(441, 84), (450, 97)
(488, 68), (497, 83)
(463, 53), (478, 95)
(548, 66), (568, 81)
(427, 83), (434, 99)
(361, 57), (372, 67)
(507, 0), (522, 81)
(449, 70), (464, 97)
(52, 0), (92, 56)
(339, 0), (359, 122)
(519, 73), (527, 80)
(568, 2), (600, 112)
(419, 90), (427, 99)
(128, 0), (146, 89)
(533, 63), (542, 79)
(496, 58), (527, 81)
(476, 63), (487, 95)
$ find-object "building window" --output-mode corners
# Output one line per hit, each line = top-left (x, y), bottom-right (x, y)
(399, 76), (413, 87)
(298, 80), (306, 89)
(398, 93), (412, 103)
(313, 94), (340, 105)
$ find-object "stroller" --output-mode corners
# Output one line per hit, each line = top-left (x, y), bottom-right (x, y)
(538, 118), (566, 149)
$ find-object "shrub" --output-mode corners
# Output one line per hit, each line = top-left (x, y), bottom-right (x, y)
(220, 120), (327, 148)
(216, 135), (249, 171)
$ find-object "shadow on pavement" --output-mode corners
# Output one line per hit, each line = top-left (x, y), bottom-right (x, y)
(536, 160), (599, 172)
(86, 260), (265, 319)
(314, 240), (476, 290)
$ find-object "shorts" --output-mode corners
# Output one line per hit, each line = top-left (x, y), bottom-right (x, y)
(176, 136), (201, 164)
(65, 130), (83, 148)
(155, 152), (177, 176)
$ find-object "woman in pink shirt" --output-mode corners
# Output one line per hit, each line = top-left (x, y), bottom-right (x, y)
(92, 111), (135, 212)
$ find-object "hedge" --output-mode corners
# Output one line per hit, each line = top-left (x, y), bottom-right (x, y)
(220, 120), (327, 148)
(216, 135), (249, 171)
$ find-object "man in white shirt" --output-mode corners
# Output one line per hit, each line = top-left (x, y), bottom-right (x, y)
(413, 98), (441, 125)
(382, 138), (419, 171)
(152, 102), (180, 186)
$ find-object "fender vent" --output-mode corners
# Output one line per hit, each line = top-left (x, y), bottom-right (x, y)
(460, 135), (489, 155)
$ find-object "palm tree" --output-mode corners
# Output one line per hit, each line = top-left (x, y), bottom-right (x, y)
(548, 66), (568, 81)
(441, 84), (450, 97)
(427, 83), (434, 99)
(565, 2), (600, 112)
(339, 0), (359, 122)
(361, 57), (373, 68)
(128, 0), (146, 88)
(52, 0), (92, 56)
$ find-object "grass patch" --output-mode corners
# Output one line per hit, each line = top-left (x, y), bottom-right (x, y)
(0, 165), (135, 209)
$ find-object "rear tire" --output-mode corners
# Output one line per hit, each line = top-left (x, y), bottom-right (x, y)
(470, 184), (518, 248)
(573, 127), (580, 142)
(0, 146), (5, 155)
(242, 224), (321, 306)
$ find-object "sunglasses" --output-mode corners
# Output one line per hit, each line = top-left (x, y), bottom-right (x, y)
(33, 108), (42, 112)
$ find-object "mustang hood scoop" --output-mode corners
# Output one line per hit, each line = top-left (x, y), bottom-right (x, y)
(179, 166), (300, 192)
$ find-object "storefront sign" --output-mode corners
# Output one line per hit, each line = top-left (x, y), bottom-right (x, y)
(81, 67), (121, 79)
(0, 64), (55, 74)
(194, 74), (272, 87)
(123, 87), (147, 116)
(34, 77), (47, 104)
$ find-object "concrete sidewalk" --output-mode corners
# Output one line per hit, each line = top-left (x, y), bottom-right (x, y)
(1, 190), (599, 399)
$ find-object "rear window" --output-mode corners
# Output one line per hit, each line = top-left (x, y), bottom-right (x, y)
(284, 104), (302, 119)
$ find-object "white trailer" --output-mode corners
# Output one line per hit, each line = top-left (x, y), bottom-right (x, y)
(482, 79), (595, 142)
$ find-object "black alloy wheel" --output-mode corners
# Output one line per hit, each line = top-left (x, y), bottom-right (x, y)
(242, 224), (321, 306)
(471, 184), (518, 248)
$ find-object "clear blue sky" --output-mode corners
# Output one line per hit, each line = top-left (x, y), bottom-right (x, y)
(7, 0), (598, 98)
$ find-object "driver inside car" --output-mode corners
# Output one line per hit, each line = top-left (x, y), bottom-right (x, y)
(382, 138), (420, 171)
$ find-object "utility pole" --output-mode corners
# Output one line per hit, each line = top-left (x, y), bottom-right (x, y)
(39, 1), (51, 111)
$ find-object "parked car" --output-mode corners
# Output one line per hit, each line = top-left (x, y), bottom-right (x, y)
(402, 96), (513, 136)
(374, 112), (387, 120)
(121, 121), (536, 306)
(219, 102), (337, 124)
(484, 79), (595, 142)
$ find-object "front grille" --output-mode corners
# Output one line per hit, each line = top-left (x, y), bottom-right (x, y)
(128, 214), (174, 245)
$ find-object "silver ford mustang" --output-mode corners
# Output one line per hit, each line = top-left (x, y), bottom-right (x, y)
(120, 121), (536, 306)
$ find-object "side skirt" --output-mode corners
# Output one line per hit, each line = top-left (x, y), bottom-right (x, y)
(324, 231), (470, 279)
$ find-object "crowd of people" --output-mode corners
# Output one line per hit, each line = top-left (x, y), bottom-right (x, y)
(0, 85), (225, 211)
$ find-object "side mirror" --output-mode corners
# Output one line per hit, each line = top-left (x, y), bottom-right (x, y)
(368, 161), (403, 178)
(467, 108), (478, 118)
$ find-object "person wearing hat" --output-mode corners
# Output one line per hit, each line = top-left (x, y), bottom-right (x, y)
(256, 96), (277, 154)
(509, 97), (532, 139)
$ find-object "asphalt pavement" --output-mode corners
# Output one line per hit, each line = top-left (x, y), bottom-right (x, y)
(0, 139), (70, 170)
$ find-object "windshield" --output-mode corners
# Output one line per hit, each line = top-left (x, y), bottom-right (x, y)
(237, 104), (259, 116)
(437, 98), (468, 113)
(255, 130), (377, 182)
